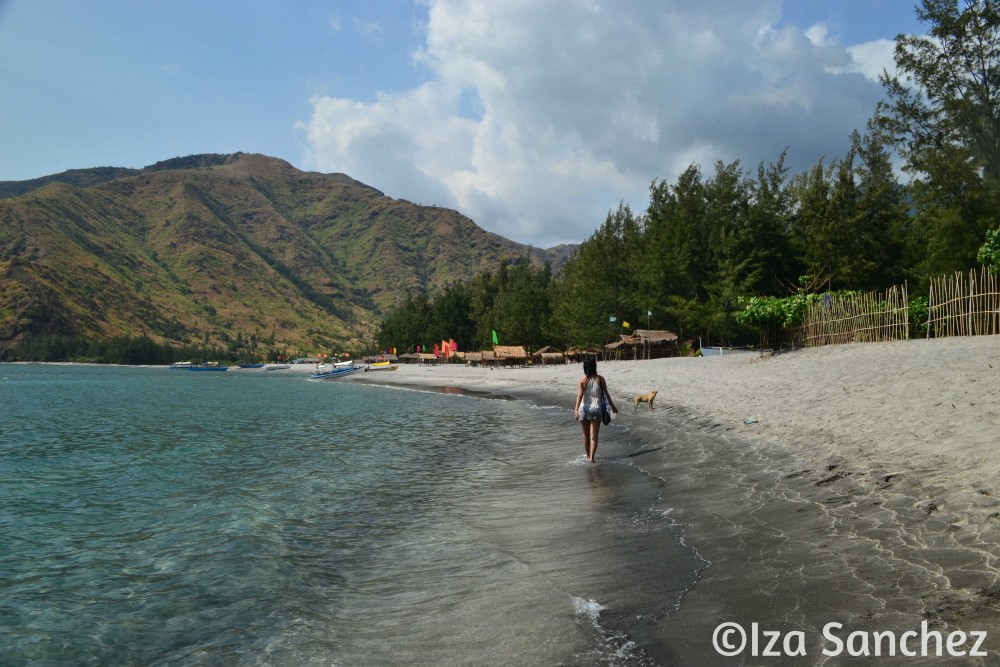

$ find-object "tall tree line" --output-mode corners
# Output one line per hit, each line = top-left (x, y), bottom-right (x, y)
(377, 259), (553, 352)
(379, 1), (1000, 352)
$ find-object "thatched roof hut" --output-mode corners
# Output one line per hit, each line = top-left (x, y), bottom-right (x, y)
(493, 345), (529, 367)
(617, 329), (680, 360)
(464, 351), (493, 367)
(532, 345), (565, 365)
(564, 347), (600, 363)
(631, 329), (679, 344)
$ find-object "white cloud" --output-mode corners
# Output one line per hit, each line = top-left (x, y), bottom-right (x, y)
(805, 23), (832, 47)
(300, 0), (896, 247)
(845, 39), (897, 82)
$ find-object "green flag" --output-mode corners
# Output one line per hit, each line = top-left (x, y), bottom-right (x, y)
(491, 329), (499, 345)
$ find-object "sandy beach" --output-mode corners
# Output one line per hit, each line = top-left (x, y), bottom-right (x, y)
(351, 336), (1000, 664)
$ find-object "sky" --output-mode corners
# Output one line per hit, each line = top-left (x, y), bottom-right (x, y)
(0, 0), (927, 247)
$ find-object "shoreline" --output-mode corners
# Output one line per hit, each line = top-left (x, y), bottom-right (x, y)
(9, 338), (1000, 661)
(357, 336), (1000, 663)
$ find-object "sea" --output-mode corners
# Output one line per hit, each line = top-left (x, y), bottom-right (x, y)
(0, 364), (708, 666)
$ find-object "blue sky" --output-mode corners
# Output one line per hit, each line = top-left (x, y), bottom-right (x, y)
(0, 1), (926, 246)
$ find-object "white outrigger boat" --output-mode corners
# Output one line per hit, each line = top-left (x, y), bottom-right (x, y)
(310, 364), (364, 380)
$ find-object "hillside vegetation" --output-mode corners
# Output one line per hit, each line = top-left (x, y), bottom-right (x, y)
(0, 153), (568, 357)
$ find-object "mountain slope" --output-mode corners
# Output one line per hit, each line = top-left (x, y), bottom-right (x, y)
(0, 153), (571, 353)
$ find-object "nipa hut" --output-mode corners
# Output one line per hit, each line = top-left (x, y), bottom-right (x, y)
(532, 345), (565, 366)
(564, 347), (601, 363)
(464, 351), (493, 368)
(621, 329), (679, 360)
(493, 345), (529, 367)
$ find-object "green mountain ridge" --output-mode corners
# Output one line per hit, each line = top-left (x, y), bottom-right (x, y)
(0, 152), (574, 355)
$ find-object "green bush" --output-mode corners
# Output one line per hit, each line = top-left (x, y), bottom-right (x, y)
(977, 228), (1000, 271)
(908, 296), (929, 338)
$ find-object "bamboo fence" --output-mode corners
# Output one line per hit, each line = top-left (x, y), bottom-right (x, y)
(801, 284), (909, 347)
(927, 268), (1000, 338)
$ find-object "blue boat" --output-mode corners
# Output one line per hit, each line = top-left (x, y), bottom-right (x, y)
(310, 365), (363, 380)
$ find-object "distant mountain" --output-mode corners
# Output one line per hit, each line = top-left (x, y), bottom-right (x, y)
(0, 153), (575, 354)
(0, 166), (139, 198)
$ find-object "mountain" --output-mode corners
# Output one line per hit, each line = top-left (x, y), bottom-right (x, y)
(0, 152), (574, 354)
(0, 166), (140, 199)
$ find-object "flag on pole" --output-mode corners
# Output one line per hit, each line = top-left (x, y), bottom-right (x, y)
(491, 329), (499, 345)
(609, 316), (617, 323)
(623, 321), (630, 328)
(647, 310), (652, 316)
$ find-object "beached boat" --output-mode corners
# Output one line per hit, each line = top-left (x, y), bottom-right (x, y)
(188, 363), (229, 371)
(364, 361), (399, 372)
(698, 338), (755, 357)
(169, 361), (193, 369)
(310, 365), (363, 380)
(264, 364), (291, 371)
(237, 363), (265, 369)
(316, 360), (354, 373)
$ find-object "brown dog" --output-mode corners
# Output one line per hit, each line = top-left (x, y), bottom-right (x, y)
(633, 390), (657, 412)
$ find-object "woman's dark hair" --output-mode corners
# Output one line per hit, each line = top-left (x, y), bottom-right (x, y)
(582, 357), (597, 378)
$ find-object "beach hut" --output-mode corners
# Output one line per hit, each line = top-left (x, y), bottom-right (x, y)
(564, 347), (600, 363)
(532, 345), (565, 366)
(603, 340), (626, 361)
(417, 353), (438, 365)
(622, 329), (680, 360)
(464, 351), (495, 368)
(493, 345), (529, 368)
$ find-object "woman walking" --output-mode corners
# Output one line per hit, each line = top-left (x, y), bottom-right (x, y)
(574, 358), (618, 462)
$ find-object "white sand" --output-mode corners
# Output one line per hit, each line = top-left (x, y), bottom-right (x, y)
(368, 336), (1000, 534)
(321, 338), (1000, 658)
(367, 336), (1000, 470)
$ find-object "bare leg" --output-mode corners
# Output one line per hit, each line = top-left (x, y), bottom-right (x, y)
(588, 420), (601, 462)
(580, 420), (591, 458)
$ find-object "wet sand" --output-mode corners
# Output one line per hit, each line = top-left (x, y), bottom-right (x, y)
(354, 336), (1000, 664)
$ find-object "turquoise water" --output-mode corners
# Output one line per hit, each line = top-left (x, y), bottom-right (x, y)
(0, 365), (705, 665)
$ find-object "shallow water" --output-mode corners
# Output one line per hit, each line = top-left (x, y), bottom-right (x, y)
(0, 365), (706, 665)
